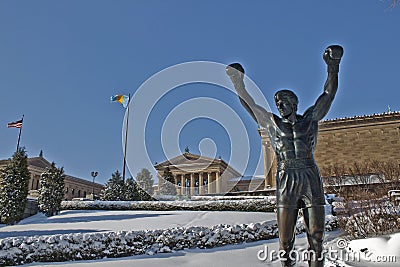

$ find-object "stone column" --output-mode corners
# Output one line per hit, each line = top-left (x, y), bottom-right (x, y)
(172, 174), (177, 192)
(260, 128), (275, 189)
(199, 172), (204, 194)
(265, 141), (275, 188)
(180, 174), (185, 195)
(207, 172), (212, 194)
(190, 173), (195, 195)
(215, 171), (220, 193)
(157, 173), (162, 193)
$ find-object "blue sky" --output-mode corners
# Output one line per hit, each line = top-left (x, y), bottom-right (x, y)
(0, 1), (399, 184)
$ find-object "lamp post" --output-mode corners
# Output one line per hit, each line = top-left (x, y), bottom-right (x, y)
(91, 171), (98, 199)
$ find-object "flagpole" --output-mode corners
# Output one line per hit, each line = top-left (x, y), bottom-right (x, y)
(122, 94), (130, 183)
(16, 114), (24, 151)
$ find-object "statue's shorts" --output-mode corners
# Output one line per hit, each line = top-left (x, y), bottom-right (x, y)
(276, 158), (325, 209)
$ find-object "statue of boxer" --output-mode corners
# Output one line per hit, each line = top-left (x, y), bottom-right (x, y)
(226, 45), (343, 267)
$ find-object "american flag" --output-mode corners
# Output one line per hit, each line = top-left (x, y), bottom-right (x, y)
(7, 119), (23, 128)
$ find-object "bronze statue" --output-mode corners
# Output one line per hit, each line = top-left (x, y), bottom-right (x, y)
(226, 45), (343, 267)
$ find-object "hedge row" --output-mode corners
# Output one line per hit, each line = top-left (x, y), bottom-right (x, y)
(61, 199), (277, 212)
(0, 216), (338, 266)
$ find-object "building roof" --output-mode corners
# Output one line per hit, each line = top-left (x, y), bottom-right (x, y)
(258, 111), (400, 136)
(319, 111), (400, 129)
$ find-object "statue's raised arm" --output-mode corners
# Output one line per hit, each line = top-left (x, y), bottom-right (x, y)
(226, 63), (275, 129)
(309, 45), (343, 121)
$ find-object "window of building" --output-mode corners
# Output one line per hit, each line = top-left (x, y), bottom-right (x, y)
(72, 189), (75, 195)
(36, 180), (40, 190)
(78, 190), (81, 197)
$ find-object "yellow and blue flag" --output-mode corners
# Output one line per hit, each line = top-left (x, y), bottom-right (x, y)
(110, 95), (129, 108)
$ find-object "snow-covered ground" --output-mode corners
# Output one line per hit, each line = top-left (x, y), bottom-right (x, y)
(0, 210), (274, 239)
(1, 210), (399, 266)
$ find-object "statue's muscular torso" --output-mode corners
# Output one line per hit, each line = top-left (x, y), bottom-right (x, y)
(268, 109), (318, 162)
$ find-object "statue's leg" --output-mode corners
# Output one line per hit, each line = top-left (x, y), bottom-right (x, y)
(303, 206), (325, 267)
(277, 207), (299, 267)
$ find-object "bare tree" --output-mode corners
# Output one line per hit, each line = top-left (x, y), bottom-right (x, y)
(326, 159), (400, 238)
(322, 162), (347, 197)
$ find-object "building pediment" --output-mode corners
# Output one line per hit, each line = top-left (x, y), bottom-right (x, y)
(155, 152), (220, 168)
(0, 156), (52, 170)
(154, 152), (241, 178)
(27, 157), (52, 169)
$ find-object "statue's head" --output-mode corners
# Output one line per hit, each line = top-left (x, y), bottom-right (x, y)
(274, 90), (298, 118)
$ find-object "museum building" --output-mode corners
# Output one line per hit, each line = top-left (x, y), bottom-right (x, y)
(0, 155), (104, 200)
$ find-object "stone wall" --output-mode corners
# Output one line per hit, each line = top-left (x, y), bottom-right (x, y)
(315, 112), (400, 170)
(64, 176), (104, 200)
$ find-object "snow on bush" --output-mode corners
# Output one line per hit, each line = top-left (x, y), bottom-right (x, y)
(61, 199), (277, 212)
(341, 207), (400, 238)
(153, 195), (183, 201)
(325, 215), (339, 231)
(0, 216), (339, 265)
(191, 195), (275, 201)
(333, 198), (400, 238)
(151, 195), (275, 201)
